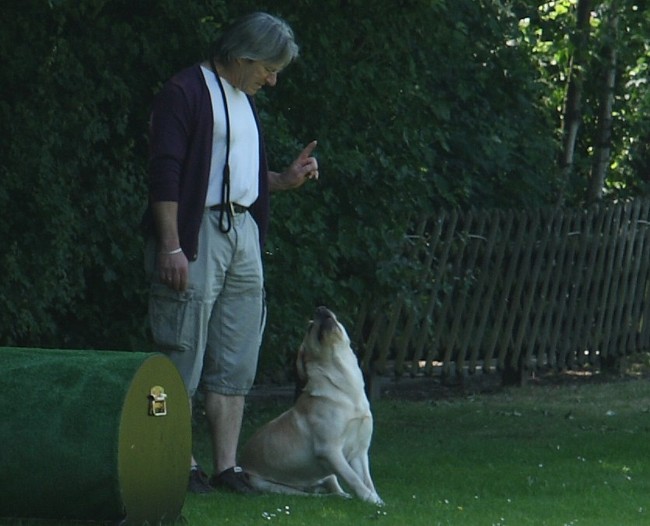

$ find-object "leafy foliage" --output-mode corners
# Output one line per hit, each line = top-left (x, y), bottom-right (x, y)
(260, 0), (560, 372)
(0, 0), (228, 348)
(518, 0), (650, 203)
(1, 0), (647, 380)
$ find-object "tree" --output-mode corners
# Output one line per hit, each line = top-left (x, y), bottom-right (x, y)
(521, 0), (650, 203)
(560, 0), (593, 202)
(588, 0), (619, 203)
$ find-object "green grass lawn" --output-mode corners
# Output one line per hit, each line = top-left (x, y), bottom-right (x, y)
(3, 371), (650, 525)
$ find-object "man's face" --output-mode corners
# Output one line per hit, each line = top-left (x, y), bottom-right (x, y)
(233, 59), (283, 95)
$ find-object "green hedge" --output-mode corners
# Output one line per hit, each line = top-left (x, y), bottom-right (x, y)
(1, 0), (559, 380)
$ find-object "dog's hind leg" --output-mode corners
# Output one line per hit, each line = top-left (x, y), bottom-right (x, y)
(246, 474), (313, 496)
(247, 473), (351, 498)
(315, 475), (351, 498)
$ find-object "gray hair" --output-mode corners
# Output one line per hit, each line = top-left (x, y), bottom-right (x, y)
(214, 12), (299, 68)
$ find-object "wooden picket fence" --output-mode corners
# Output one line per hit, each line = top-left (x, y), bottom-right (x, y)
(353, 199), (650, 382)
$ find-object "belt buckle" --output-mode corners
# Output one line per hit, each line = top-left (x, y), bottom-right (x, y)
(229, 202), (235, 216)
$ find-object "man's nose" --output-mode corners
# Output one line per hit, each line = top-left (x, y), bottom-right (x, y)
(266, 72), (278, 86)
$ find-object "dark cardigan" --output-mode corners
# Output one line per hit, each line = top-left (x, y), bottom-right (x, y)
(143, 64), (270, 260)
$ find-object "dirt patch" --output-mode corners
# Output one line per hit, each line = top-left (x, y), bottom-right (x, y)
(247, 354), (650, 404)
(374, 355), (650, 402)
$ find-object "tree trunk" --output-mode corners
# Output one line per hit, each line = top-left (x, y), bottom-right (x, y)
(587, 2), (620, 203)
(559, 0), (593, 203)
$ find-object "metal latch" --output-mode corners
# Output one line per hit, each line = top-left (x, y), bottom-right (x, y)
(148, 386), (167, 417)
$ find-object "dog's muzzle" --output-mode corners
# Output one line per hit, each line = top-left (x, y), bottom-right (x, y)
(314, 306), (337, 341)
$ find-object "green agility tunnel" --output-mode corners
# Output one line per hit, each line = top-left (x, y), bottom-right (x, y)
(0, 348), (191, 524)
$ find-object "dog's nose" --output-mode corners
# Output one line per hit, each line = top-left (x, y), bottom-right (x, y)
(315, 306), (332, 319)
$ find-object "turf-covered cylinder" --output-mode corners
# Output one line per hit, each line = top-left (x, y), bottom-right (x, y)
(0, 348), (191, 524)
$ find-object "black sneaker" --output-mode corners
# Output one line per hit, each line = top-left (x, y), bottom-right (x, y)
(210, 466), (257, 495)
(188, 466), (214, 494)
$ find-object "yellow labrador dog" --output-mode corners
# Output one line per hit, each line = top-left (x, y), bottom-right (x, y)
(240, 306), (383, 505)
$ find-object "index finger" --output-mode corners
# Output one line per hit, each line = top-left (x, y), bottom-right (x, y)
(299, 140), (318, 159)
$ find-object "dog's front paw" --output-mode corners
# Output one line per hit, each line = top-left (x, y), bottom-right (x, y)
(362, 490), (384, 506)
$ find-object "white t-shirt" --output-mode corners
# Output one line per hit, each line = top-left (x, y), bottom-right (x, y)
(201, 65), (259, 208)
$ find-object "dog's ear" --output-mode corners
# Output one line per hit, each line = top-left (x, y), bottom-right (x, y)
(295, 344), (307, 383)
(294, 344), (308, 400)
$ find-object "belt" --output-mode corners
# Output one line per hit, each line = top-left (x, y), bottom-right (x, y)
(209, 203), (248, 214)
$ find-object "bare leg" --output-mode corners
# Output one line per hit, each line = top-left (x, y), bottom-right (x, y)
(188, 398), (200, 468)
(187, 396), (213, 493)
(205, 391), (245, 474)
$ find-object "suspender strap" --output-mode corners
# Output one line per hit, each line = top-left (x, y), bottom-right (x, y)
(210, 58), (233, 234)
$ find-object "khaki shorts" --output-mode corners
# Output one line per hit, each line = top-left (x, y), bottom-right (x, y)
(147, 209), (266, 396)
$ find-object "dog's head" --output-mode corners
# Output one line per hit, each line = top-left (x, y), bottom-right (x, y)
(296, 306), (352, 381)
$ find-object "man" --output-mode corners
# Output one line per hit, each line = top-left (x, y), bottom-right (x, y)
(144, 12), (318, 494)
